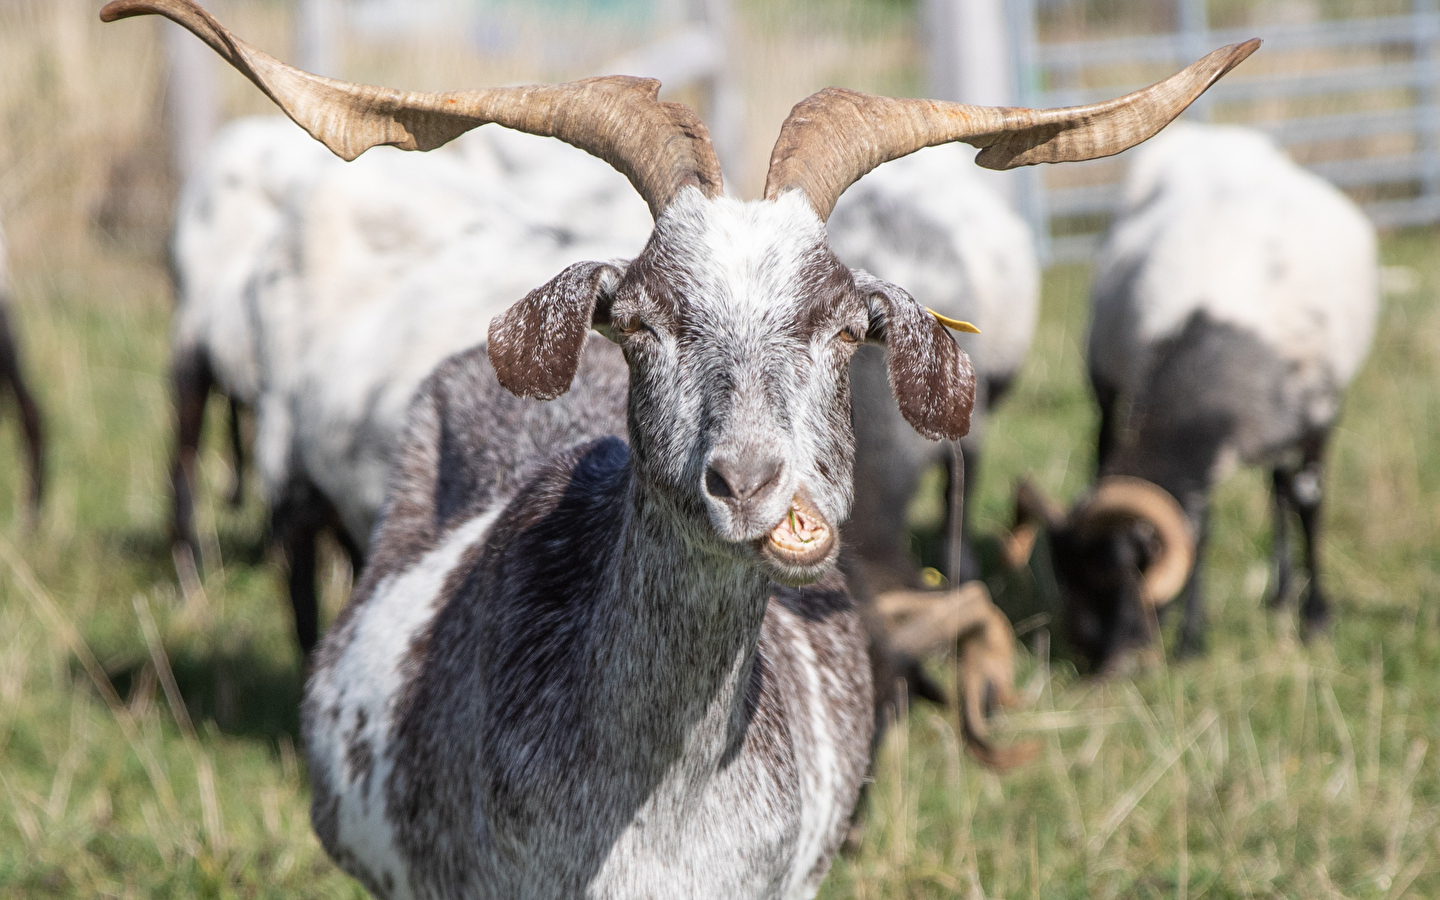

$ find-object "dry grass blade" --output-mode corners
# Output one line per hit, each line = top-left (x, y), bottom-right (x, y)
(0, 536), (180, 820)
(133, 593), (227, 854)
(1086, 708), (1219, 856)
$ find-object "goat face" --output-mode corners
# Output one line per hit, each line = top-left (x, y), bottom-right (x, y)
(490, 188), (975, 586)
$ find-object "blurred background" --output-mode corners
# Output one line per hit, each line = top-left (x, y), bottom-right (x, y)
(0, 0), (1436, 897)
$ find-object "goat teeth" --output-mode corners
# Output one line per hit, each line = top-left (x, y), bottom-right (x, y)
(769, 503), (827, 551)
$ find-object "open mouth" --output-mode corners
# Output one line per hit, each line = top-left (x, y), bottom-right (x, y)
(759, 493), (837, 573)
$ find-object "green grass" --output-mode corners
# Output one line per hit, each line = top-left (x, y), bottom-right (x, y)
(0, 226), (1435, 898)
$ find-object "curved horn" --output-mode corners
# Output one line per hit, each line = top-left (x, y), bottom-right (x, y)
(1075, 477), (1195, 606)
(764, 39), (1259, 220)
(100, 0), (721, 218)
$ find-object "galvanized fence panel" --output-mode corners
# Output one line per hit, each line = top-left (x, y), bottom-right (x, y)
(1010, 0), (1440, 262)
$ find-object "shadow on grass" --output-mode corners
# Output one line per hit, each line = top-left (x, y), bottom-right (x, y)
(104, 638), (304, 744)
(107, 522), (270, 571)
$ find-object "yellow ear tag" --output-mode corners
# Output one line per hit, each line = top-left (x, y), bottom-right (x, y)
(927, 308), (981, 333)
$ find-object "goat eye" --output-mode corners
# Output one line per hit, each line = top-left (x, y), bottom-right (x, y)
(837, 326), (863, 345)
(615, 316), (643, 337)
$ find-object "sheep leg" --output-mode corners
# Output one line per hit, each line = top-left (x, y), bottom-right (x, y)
(1291, 441), (1330, 639)
(1266, 467), (1295, 610)
(0, 304), (44, 520)
(272, 478), (331, 656)
(1094, 381), (1120, 476)
(170, 343), (212, 568)
(1174, 504), (1211, 658)
(226, 397), (246, 507)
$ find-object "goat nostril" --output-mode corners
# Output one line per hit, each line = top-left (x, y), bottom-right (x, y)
(705, 467), (735, 499)
(706, 457), (783, 503)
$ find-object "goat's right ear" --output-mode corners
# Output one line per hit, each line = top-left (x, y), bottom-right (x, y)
(488, 261), (624, 401)
(855, 272), (975, 441)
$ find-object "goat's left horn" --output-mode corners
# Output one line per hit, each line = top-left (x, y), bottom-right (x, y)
(100, 0), (722, 218)
(764, 39), (1259, 220)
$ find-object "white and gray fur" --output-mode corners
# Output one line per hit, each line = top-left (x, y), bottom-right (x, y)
(828, 144), (1039, 590)
(300, 187), (976, 897)
(1077, 122), (1378, 665)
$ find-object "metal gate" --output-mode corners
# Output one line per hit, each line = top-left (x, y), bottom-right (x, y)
(1001, 0), (1440, 261)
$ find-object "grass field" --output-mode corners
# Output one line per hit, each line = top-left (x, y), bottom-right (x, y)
(0, 227), (1435, 899)
(1, 1), (1438, 897)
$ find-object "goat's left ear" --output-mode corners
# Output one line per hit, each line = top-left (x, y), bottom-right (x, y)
(857, 272), (975, 440)
(488, 260), (624, 400)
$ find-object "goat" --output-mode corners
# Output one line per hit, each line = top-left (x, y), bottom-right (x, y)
(1006, 123), (1378, 674)
(0, 217), (44, 521)
(105, 2), (1252, 894)
(829, 144), (1039, 590)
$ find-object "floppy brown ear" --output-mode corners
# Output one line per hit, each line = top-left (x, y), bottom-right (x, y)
(488, 261), (623, 400)
(855, 272), (974, 441)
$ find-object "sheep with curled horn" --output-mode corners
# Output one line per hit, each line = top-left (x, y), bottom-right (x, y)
(1004, 123), (1378, 675)
(0, 217), (44, 523)
(104, 2), (1253, 895)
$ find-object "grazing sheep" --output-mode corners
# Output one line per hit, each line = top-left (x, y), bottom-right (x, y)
(0, 218), (44, 520)
(106, 1), (1251, 893)
(169, 115), (337, 557)
(829, 143), (1040, 591)
(1007, 123), (1379, 673)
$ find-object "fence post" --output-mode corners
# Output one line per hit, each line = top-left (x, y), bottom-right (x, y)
(1177, 0), (1212, 121)
(1415, 0), (1440, 217)
(164, 20), (218, 186)
(1004, 0), (1050, 261)
(298, 0), (345, 78)
(925, 0), (1023, 209)
(697, 0), (745, 190)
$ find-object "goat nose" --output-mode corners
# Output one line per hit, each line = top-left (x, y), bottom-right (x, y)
(706, 456), (783, 503)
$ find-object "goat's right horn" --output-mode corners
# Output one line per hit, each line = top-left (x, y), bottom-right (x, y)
(764, 39), (1259, 221)
(1074, 477), (1195, 606)
(100, 0), (722, 218)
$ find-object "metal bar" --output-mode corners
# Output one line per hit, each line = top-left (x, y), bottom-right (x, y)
(1036, 14), (1440, 71)
(1177, 0), (1212, 120)
(1415, 0), (1440, 207)
(1040, 61), (1440, 107)
(1308, 151), (1440, 186)
(1363, 194), (1440, 226)
(1259, 107), (1436, 144)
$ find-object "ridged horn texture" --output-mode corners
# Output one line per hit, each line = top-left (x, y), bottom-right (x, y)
(99, 0), (722, 218)
(1075, 477), (1195, 607)
(764, 39), (1260, 220)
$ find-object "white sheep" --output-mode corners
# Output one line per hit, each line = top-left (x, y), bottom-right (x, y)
(168, 116), (337, 552)
(828, 144), (1039, 592)
(1009, 122), (1379, 672)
